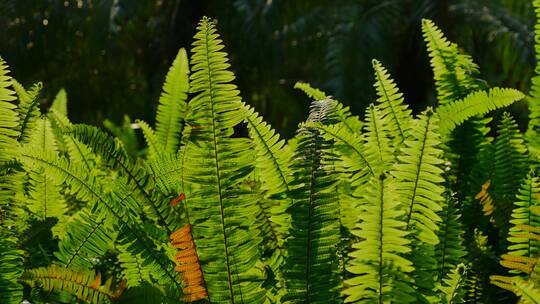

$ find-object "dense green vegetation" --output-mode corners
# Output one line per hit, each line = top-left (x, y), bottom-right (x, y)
(3, 2), (540, 304)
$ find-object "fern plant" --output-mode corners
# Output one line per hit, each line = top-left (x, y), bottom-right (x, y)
(2, 7), (540, 304)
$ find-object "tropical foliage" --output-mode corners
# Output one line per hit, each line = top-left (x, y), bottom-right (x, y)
(3, 2), (540, 302)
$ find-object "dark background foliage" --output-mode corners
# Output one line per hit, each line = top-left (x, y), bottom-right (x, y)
(0, 0), (535, 137)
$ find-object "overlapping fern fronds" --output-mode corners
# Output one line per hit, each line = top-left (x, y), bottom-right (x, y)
(344, 174), (415, 303)
(282, 99), (342, 303)
(1, 11), (538, 304)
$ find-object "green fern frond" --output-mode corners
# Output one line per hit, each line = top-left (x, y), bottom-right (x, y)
(50, 88), (68, 117)
(54, 208), (116, 270)
(464, 272), (485, 304)
(20, 265), (126, 304)
(526, 0), (540, 157)
(421, 19), (485, 105)
(17, 148), (180, 288)
(13, 80), (42, 143)
(243, 103), (292, 244)
(315, 122), (374, 233)
(513, 278), (540, 304)
(363, 104), (394, 174)
(146, 154), (182, 196)
(0, 230), (24, 304)
(490, 112), (528, 229)
(116, 233), (155, 287)
(156, 48), (189, 154)
(243, 103), (291, 197)
(182, 16), (266, 303)
(437, 88), (524, 136)
(0, 57), (19, 162)
(391, 109), (444, 296)
(136, 119), (164, 159)
(63, 134), (98, 173)
(392, 109), (444, 244)
(371, 59), (412, 145)
(23, 118), (66, 222)
(507, 171), (540, 258)
(436, 191), (467, 282)
(316, 122), (374, 187)
(282, 99), (342, 303)
(103, 115), (139, 157)
(344, 174), (415, 303)
(69, 124), (176, 233)
(439, 264), (467, 304)
(294, 82), (327, 100)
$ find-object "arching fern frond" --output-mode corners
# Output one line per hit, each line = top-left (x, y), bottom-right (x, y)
(54, 208), (117, 270)
(137, 119), (164, 159)
(17, 148), (180, 288)
(13, 80), (42, 143)
(155, 48), (189, 154)
(243, 103), (291, 197)
(20, 266), (126, 304)
(69, 124), (174, 233)
(316, 122), (373, 188)
(344, 174), (415, 303)
(294, 82), (326, 101)
(437, 88), (524, 136)
(243, 103), (292, 246)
